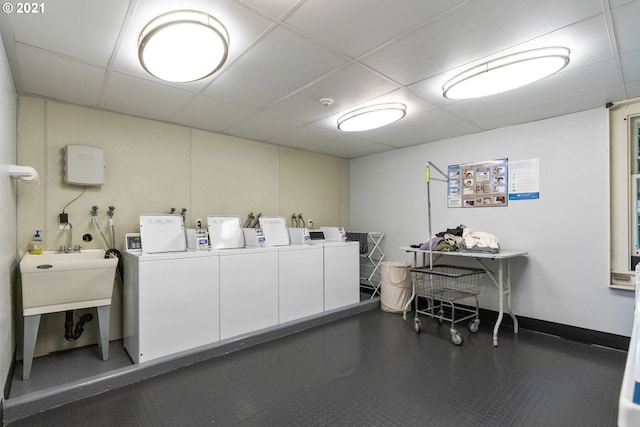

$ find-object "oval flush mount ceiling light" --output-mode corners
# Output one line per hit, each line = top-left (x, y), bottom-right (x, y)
(442, 46), (570, 99)
(139, 10), (229, 83)
(337, 103), (407, 132)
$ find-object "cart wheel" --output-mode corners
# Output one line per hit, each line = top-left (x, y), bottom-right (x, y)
(437, 309), (444, 324)
(450, 330), (463, 346)
(468, 319), (480, 333)
(414, 319), (422, 334)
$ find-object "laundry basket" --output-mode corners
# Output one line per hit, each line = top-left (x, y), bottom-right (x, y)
(380, 261), (412, 313)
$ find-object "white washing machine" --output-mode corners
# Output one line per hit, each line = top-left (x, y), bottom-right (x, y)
(219, 246), (279, 340)
(278, 244), (324, 323)
(123, 249), (220, 363)
(323, 241), (360, 311)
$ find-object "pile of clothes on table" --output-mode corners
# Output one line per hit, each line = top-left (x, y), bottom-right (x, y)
(415, 224), (500, 254)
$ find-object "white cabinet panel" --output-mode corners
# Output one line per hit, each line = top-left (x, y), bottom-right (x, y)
(219, 249), (279, 339)
(324, 242), (360, 311)
(279, 245), (324, 323)
(124, 252), (219, 363)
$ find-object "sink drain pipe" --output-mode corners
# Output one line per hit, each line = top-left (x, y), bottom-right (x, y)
(61, 206), (123, 342)
(64, 310), (93, 341)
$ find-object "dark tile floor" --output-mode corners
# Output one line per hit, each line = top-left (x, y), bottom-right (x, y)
(6, 308), (626, 426)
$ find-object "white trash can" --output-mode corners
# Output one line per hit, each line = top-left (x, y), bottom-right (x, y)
(380, 261), (412, 313)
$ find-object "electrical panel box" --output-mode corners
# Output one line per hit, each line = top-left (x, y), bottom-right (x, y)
(64, 144), (105, 186)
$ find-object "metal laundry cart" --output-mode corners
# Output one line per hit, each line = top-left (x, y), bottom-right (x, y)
(411, 264), (484, 345)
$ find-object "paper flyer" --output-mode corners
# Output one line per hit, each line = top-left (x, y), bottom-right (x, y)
(448, 159), (508, 208)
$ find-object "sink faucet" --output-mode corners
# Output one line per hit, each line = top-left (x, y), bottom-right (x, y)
(59, 223), (80, 253)
(67, 222), (72, 250)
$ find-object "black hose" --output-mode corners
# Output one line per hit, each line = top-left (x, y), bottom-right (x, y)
(64, 310), (93, 341)
(105, 248), (123, 280)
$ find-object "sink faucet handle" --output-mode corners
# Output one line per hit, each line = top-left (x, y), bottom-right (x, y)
(91, 206), (99, 222)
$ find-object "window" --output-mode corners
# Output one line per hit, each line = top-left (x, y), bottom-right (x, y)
(632, 121), (640, 257)
(610, 101), (640, 289)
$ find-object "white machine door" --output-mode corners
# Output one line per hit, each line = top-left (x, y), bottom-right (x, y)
(137, 255), (219, 362)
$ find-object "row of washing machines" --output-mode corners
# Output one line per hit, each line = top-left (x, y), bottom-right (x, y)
(122, 214), (359, 364)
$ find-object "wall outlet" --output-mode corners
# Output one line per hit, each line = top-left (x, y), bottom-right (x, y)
(58, 213), (69, 230)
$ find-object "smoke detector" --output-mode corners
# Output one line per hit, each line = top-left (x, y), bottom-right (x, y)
(319, 98), (334, 107)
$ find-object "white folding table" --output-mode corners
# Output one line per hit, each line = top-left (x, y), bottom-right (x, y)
(399, 247), (527, 346)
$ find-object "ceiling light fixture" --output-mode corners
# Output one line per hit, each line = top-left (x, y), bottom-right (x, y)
(337, 103), (407, 132)
(442, 47), (570, 99)
(138, 10), (229, 83)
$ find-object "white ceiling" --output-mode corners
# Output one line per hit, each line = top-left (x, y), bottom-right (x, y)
(1, 0), (638, 159)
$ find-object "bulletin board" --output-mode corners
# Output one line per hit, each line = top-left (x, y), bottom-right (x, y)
(447, 159), (508, 208)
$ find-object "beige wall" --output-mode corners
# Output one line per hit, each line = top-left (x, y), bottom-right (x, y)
(16, 95), (349, 357)
(1, 30), (17, 401)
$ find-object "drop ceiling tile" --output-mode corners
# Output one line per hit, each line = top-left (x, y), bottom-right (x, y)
(530, 15), (615, 68)
(111, 0), (273, 86)
(100, 72), (196, 122)
(267, 124), (340, 149)
(626, 80), (640, 99)
(268, 124), (395, 158)
(415, 121), (485, 145)
(610, 0), (636, 7)
(172, 94), (257, 132)
(267, 63), (400, 122)
(360, 0), (604, 85)
(612, 1), (640, 54)
(7, 0), (130, 66)
(240, 0), (302, 18)
(473, 85), (625, 131)
(621, 50), (640, 83)
(285, 0), (466, 58)
(224, 111), (303, 141)
(15, 45), (105, 107)
(204, 26), (347, 107)
(304, 135), (394, 159)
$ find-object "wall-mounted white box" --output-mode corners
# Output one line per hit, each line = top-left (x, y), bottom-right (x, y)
(64, 144), (105, 186)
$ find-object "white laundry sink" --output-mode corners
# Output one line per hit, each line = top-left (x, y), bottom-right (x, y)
(19, 249), (118, 316)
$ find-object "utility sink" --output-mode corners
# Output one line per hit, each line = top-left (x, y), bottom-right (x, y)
(19, 249), (118, 316)
(19, 249), (118, 379)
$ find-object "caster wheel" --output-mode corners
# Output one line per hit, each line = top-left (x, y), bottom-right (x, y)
(414, 319), (422, 334)
(468, 319), (480, 333)
(451, 330), (463, 346)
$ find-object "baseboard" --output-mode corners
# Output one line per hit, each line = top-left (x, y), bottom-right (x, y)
(410, 298), (630, 350)
(1, 348), (17, 422)
(3, 350), (14, 400)
(475, 306), (630, 351)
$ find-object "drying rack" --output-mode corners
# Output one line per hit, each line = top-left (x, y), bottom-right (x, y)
(347, 231), (385, 298)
